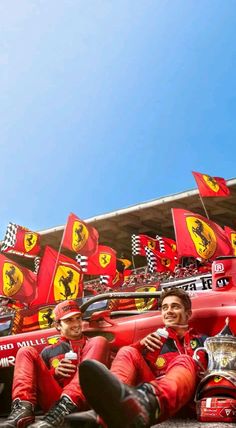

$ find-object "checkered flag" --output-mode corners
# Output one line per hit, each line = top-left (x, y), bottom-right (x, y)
(1, 222), (18, 252)
(156, 235), (165, 253)
(33, 256), (41, 275)
(145, 247), (157, 273)
(131, 234), (141, 255)
(100, 275), (110, 286)
(75, 254), (88, 272)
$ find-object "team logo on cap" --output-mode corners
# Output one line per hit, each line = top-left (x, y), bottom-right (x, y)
(3, 263), (23, 296)
(24, 232), (38, 253)
(186, 217), (216, 259)
(54, 265), (81, 301)
(99, 253), (111, 268)
(72, 221), (88, 252)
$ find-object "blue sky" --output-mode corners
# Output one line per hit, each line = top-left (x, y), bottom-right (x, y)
(1, 1), (236, 238)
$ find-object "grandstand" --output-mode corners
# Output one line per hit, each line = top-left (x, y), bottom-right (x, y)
(39, 178), (236, 265)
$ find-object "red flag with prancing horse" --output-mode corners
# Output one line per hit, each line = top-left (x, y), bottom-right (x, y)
(1, 222), (41, 256)
(31, 246), (83, 306)
(0, 253), (37, 304)
(224, 226), (236, 256)
(192, 171), (230, 197)
(62, 213), (99, 257)
(76, 245), (116, 276)
(172, 208), (232, 261)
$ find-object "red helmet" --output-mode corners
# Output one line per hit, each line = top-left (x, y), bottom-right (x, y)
(196, 372), (236, 422)
(196, 373), (236, 400)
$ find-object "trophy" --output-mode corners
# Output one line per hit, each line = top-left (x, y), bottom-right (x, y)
(193, 317), (236, 373)
(194, 318), (236, 423)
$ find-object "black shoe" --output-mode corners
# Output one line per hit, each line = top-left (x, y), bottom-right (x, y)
(0, 399), (34, 428)
(66, 409), (105, 427)
(79, 360), (159, 428)
(28, 396), (77, 427)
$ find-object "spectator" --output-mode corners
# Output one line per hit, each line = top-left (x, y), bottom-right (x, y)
(1, 300), (110, 428)
(79, 288), (207, 427)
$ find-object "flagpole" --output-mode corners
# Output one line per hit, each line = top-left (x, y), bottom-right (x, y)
(198, 195), (210, 220)
(132, 255), (136, 271)
(46, 222), (68, 303)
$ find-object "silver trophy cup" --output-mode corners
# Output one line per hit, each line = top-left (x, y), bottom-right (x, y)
(193, 335), (236, 373)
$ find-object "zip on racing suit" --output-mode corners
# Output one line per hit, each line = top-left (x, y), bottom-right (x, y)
(12, 334), (110, 411)
(109, 326), (207, 421)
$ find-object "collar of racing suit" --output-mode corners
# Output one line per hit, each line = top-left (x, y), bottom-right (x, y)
(166, 327), (201, 354)
(59, 334), (88, 354)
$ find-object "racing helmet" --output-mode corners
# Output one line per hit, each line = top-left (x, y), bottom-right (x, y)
(196, 372), (236, 422)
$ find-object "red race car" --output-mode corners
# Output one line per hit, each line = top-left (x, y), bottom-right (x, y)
(0, 256), (236, 418)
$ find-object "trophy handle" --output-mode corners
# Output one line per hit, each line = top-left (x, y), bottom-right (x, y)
(193, 347), (208, 372)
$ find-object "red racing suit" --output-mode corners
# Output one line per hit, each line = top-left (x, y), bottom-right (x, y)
(12, 335), (110, 411)
(110, 327), (207, 422)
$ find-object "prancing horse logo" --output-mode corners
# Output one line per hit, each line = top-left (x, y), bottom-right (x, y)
(186, 217), (217, 259)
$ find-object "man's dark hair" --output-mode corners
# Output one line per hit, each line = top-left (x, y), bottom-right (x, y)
(159, 288), (192, 311)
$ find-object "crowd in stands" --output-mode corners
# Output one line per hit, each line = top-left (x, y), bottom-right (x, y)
(83, 257), (212, 296)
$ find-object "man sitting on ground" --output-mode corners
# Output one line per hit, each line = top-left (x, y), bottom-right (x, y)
(79, 288), (207, 427)
(1, 299), (110, 428)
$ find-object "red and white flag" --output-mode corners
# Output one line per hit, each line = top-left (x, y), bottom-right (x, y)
(131, 234), (160, 256)
(155, 235), (178, 259)
(145, 247), (177, 273)
(1, 222), (41, 256)
(76, 245), (116, 277)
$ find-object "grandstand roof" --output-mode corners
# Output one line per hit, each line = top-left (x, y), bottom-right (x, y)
(39, 178), (236, 261)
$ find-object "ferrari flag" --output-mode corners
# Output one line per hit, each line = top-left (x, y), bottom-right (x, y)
(131, 234), (160, 256)
(192, 171), (230, 197)
(145, 247), (177, 273)
(32, 246), (83, 306)
(155, 235), (178, 259)
(100, 269), (127, 289)
(224, 226), (236, 256)
(62, 213), (98, 257)
(21, 305), (56, 333)
(76, 245), (116, 276)
(1, 222), (41, 256)
(0, 254), (37, 304)
(172, 208), (232, 260)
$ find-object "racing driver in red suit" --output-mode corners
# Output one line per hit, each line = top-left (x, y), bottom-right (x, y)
(79, 288), (207, 427)
(0, 300), (110, 428)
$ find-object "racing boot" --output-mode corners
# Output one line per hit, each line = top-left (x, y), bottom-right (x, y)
(28, 396), (77, 427)
(79, 360), (159, 428)
(0, 398), (34, 427)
